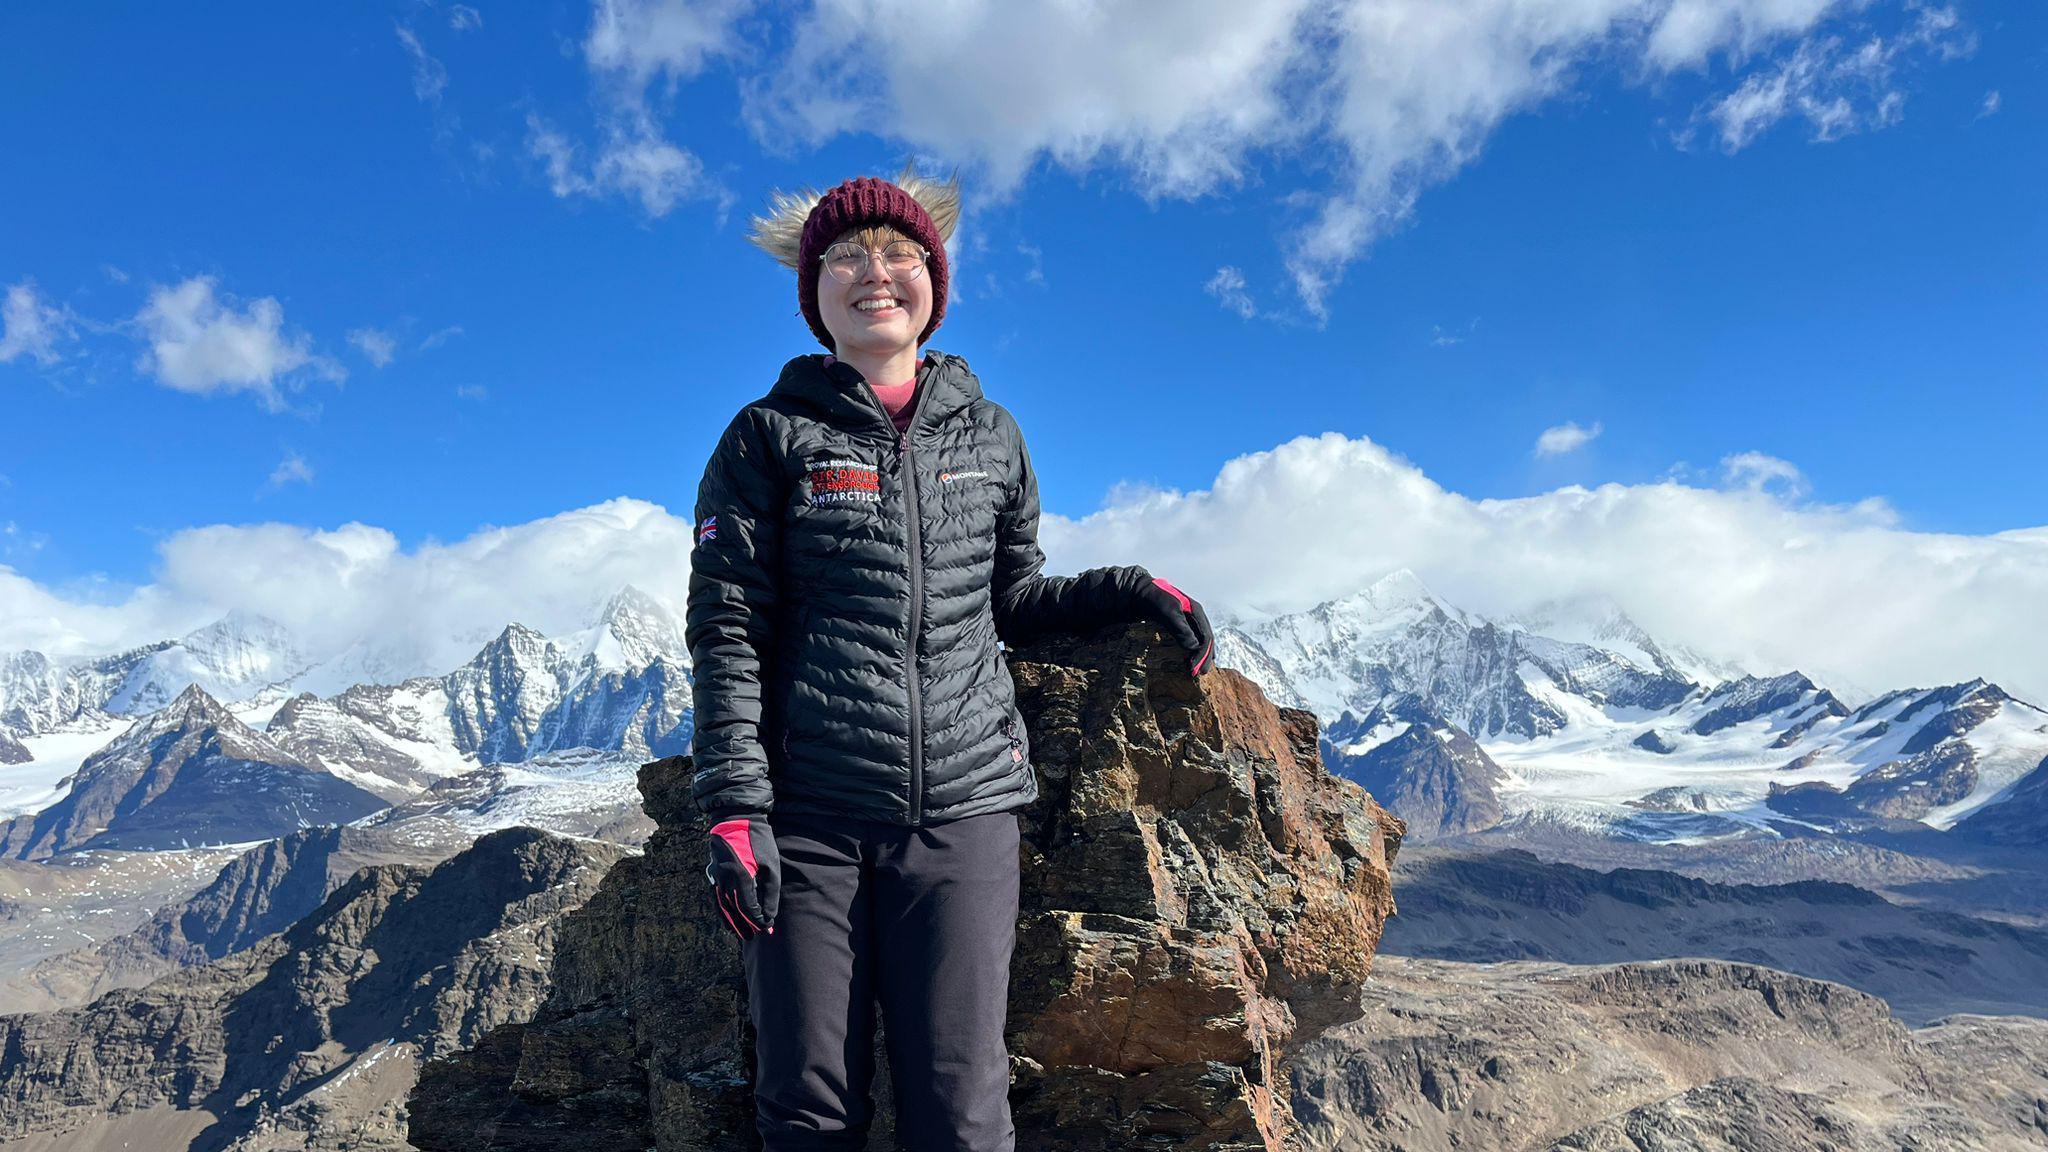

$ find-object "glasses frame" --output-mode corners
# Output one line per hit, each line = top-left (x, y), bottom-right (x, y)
(819, 239), (930, 285)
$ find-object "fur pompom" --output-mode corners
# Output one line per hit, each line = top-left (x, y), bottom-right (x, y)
(747, 166), (961, 269)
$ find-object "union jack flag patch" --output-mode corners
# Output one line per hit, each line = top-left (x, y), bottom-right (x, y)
(696, 515), (718, 544)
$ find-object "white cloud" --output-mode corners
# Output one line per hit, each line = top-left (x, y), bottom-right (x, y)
(585, 0), (746, 89)
(1033, 432), (2047, 704)
(449, 4), (482, 32)
(527, 112), (710, 218)
(1431, 319), (1478, 347)
(718, 0), (1967, 318)
(132, 276), (343, 410)
(0, 499), (697, 678)
(395, 23), (449, 104)
(348, 327), (398, 368)
(0, 281), (77, 366)
(267, 452), (315, 488)
(747, 0), (1309, 196)
(6, 443), (2046, 707)
(1535, 420), (1603, 457)
(455, 383), (488, 401)
(1720, 449), (1809, 497)
(419, 325), (464, 350)
(1692, 4), (1970, 151)
(1205, 266), (1258, 319)
(529, 0), (740, 218)
(1976, 89), (2000, 119)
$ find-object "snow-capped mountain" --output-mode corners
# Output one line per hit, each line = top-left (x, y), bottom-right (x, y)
(1, 587), (694, 839)
(266, 586), (693, 791)
(0, 684), (385, 860)
(1222, 569), (1694, 741)
(1216, 570), (2048, 845)
(0, 611), (310, 739)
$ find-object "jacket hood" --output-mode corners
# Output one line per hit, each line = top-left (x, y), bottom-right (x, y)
(769, 350), (982, 439)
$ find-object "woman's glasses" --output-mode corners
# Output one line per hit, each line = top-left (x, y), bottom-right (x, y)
(820, 239), (928, 285)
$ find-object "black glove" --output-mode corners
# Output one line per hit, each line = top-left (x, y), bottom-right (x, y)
(705, 815), (780, 940)
(1132, 573), (1215, 676)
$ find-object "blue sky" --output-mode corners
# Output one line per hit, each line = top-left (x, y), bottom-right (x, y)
(3, 1), (2045, 697)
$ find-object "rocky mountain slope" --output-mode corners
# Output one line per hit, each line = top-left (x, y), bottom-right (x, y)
(406, 623), (1407, 1151)
(1320, 694), (1507, 838)
(1379, 844), (2048, 1024)
(1291, 954), (2048, 1151)
(0, 824), (453, 1013)
(0, 826), (625, 1151)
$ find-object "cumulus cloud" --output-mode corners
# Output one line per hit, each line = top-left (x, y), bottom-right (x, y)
(1034, 433), (2048, 704)
(0, 281), (76, 366)
(8, 439), (2048, 706)
(1535, 420), (1603, 457)
(717, 0), (1967, 318)
(746, 0), (1309, 196)
(132, 276), (343, 410)
(0, 499), (698, 678)
(348, 327), (398, 367)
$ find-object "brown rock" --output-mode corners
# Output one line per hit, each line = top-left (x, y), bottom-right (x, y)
(408, 622), (1404, 1150)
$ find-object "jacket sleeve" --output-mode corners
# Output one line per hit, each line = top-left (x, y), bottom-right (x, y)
(685, 408), (784, 823)
(992, 416), (1150, 648)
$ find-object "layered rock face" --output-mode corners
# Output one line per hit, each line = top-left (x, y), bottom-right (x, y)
(1291, 954), (2048, 1151)
(407, 623), (1405, 1150)
(0, 826), (623, 1150)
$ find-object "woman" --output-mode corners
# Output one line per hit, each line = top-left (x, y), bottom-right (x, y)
(685, 170), (1215, 1151)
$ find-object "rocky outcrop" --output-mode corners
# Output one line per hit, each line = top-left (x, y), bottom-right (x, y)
(1290, 955), (2048, 1151)
(0, 826), (623, 1150)
(0, 728), (27, 765)
(407, 622), (1406, 1150)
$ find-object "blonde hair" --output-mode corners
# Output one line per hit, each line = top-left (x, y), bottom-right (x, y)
(747, 167), (963, 270)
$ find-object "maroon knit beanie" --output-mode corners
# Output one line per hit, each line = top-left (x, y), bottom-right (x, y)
(798, 176), (949, 351)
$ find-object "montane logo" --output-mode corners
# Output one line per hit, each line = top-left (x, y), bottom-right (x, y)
(806, 458), (881, 506)
(939, 469), (991, 485)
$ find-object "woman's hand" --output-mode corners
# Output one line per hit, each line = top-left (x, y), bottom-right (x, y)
(705, 816), (781, 940)
(1133, 574), (1215, 677)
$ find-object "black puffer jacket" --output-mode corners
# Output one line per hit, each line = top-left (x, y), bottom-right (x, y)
(686, 351), (1152, 827)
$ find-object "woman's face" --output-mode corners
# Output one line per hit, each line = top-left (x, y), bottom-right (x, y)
(817, 226), (933, 361)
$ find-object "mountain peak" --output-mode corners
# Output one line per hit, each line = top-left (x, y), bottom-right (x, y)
(165, 682), (230, 723)
(584, 586), (687, 671)
(1322, 568), (1464, 627)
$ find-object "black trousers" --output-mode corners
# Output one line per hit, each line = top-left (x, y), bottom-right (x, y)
(744, 808), (1021, 1151)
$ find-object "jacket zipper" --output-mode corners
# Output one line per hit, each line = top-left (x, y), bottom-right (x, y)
(850, 367), (927, 825)
(903, 427), (925, 824)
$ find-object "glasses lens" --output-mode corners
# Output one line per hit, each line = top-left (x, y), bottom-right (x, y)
(882, 241), (926, 279)
(823, 243), (866, 283)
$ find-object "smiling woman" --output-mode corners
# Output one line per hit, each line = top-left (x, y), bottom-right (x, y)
(683, 167), (1216, 1150)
